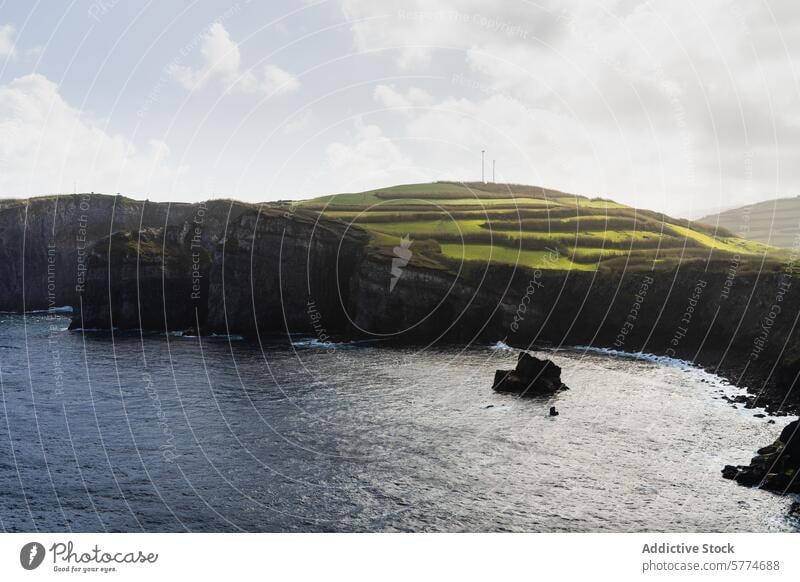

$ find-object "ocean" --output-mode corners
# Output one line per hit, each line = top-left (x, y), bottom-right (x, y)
(0, 314), (796, 532)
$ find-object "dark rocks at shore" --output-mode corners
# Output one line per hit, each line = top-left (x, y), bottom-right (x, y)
(724, 394), (753, 407)
(493, 352), (568, 396)
(722, 418), (800, 493)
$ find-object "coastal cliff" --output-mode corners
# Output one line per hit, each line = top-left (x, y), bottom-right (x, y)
(1, 192), (800, 414)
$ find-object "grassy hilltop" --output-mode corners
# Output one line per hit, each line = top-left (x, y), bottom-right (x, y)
(299, 181), (781, 273)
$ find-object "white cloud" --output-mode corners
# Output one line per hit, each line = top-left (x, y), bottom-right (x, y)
(239, 64), (301, 97)
(373, 84), (434, 111)
(167, 23), (300, 98)
(167, 23), (240, 90)
(342, 0), (547, 68)
(339, 0), (800, 215)
(325, 118), (424, 192)
(0, 24), (17, 59)
(0, 74), (183, 197)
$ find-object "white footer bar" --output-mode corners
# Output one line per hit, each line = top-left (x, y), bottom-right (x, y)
(1, 533), (796, 581)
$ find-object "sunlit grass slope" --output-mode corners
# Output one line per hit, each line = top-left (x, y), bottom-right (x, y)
(300, 182), (782, 273)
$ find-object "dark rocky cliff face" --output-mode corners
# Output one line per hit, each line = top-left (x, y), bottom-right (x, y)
(41, 196), (371, 336)
(74, 227), (208, 331)
(0, 194), (196, 312)
(204, 207), (370, 336)
(2, 193), (800, 412)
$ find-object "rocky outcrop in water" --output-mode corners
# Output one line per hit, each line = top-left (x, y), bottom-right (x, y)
(722, 418), (800, 493)
(492, 352), (567, 396)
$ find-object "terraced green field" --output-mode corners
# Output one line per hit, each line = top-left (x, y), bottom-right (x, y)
(300, 182), (781, 272)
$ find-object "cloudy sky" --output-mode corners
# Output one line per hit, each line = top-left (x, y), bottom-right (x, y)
(0, 0), (798, 217)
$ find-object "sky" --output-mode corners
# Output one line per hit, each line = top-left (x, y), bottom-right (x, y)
(0, 0), (798, 217)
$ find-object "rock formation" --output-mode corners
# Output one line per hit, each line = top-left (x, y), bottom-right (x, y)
(492, 352), (567, 396)
(722, 418), (800, 493)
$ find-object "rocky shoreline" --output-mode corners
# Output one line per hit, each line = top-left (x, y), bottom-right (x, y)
(723, 419), (800, 494)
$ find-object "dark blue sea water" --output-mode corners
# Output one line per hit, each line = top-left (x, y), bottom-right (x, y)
(0, 313), (796, 532)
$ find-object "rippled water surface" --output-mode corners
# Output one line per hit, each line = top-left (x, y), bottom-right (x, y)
(0, 314), (797, 532)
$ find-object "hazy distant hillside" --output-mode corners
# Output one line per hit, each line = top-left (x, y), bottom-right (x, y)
(699, 196), (800, 249)
(301, 181), (779, 273)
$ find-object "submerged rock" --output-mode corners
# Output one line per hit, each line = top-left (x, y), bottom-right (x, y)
(722, 418), (800, 493)
(721, 465), (739, 480)
(492, 352), (567, 396)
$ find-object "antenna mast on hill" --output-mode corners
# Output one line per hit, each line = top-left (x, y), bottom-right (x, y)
(481, 150), (486, 183)
(492, 160), (496, 183)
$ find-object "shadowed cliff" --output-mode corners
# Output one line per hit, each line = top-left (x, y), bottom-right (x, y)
(2, 191), (800, 414)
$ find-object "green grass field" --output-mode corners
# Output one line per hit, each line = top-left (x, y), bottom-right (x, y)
(300, 182), (783, 272)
